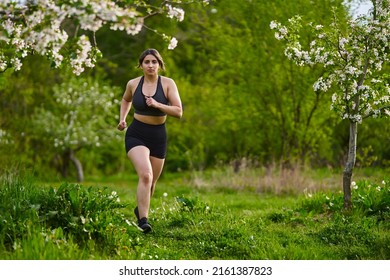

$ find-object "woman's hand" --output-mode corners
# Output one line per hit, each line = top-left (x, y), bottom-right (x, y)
(145, 96), (158, 108)
(117, 121), (127, 131)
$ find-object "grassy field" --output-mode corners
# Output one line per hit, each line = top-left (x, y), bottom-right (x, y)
(0, 166), (389, 260)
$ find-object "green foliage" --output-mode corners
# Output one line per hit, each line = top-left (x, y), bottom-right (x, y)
(357, 117), (390, 167)
(36, 183), (128, 244)
(0, 174), (134, 258)
(312, 214), (385, 259)
(175, 195), (210, 213)
(6, 226), (91, 260)
(1, 0), (389, 177)
(165, 0), (351, 168)
(32, 73), (121, 152)
(28, 72), (124, 180)
(0, 56), (60, 174)
(1, 172), (389, 260)
(299, 178), (390, 221)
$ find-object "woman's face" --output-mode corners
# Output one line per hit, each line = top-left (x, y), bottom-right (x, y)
(141, 54), (160, 75)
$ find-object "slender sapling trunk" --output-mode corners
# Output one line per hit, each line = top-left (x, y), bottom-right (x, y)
(342, 121), (358, 209)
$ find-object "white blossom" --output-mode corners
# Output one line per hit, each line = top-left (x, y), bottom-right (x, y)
(270, 2), (390, 124)
(279, 26), (288, 36)
(166, 4), (185, 22)
(0, 57), (7, 71)
(339, 37), (348, 48)
(0, 0), (208, 73)
(168, 37), (178, 50)
(269, 21), (278, 29)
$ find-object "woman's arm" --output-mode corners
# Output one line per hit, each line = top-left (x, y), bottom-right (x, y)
(117, 80), (134, 130)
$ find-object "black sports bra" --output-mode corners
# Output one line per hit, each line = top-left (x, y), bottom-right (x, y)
(132, 76), (168, 116)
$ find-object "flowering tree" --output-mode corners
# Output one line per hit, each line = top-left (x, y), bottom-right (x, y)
(33, 75), (121, 182)
(0, 0), (209, 75)
(270, 0), (390, 208)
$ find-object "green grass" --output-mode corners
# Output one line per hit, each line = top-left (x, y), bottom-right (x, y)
(0, 169), (389, 260)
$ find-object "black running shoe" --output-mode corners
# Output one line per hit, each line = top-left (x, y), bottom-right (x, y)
(138, 217), (152, 234)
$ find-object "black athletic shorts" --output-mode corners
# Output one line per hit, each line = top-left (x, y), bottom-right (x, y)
(125, 118), (167, 159)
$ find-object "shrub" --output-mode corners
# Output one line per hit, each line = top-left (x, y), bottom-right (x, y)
(0, 174), (132, 257)
(299, 178), (390, 221)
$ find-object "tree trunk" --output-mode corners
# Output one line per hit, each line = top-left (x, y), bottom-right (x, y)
(61, 149), (70, 178)
(69, 150), (84, 182)
(60, 148), (84, 182)
(342, 121), (358, 209)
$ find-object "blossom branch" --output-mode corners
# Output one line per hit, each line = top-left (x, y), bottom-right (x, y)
(0, 0), (209, 74)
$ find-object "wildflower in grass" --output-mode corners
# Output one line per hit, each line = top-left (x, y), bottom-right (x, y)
(163, 192), (168, 197)
(351, 181), (357, 189)
(303, 188), (313, 198)
(382, 180), (386, 185)
(376, 186), (381, 192)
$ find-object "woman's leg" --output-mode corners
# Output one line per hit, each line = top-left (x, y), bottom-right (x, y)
(149, 156), (165, 197)
(127, 146), (153, 220)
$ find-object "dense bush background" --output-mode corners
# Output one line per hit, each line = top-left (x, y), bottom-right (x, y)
(0, 0), (388, 181)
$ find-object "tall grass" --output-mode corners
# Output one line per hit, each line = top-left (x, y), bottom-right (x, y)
(189, 162), (388, 195)
(0, 169), (389, 260)
(0, 173), (137, 259)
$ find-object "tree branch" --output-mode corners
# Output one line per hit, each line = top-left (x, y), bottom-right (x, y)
(363, 105), (390, 119)
(143, 0), (168, 20)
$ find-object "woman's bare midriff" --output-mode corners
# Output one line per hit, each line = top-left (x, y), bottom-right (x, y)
(134, 113), (166, 125)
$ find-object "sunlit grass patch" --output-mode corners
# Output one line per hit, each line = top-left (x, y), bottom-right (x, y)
(188, 163), (343, 194)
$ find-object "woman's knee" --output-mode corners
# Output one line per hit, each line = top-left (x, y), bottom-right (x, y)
(138, 170), (153, 185)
